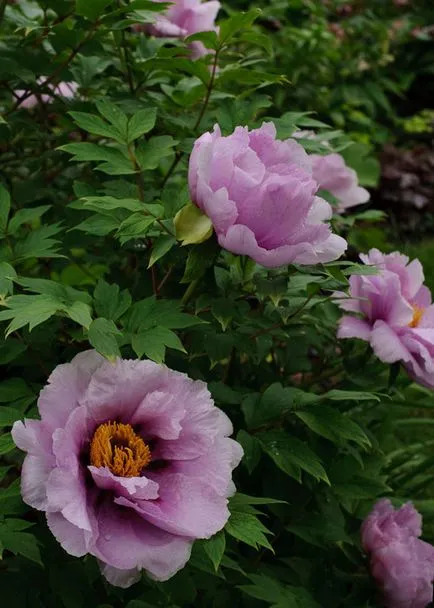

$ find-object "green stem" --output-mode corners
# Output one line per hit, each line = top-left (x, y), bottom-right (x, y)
(181, 279), (199, 306)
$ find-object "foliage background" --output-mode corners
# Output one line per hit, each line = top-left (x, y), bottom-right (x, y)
(0, 1), (433, 607)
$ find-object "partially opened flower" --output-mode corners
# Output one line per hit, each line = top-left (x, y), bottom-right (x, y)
(188, 122), (347, 268)
(12, 351), (243, 588)
(335, 248), (434, 387)
(134, 0), (220, 59)
(310, 153), (370, 213)
(361, 499), (434, 608)
(15, 78), (78, 109)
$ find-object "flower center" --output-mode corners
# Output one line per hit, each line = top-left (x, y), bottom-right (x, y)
(409, 305), (425, 328)
(89, 421), (151, 478)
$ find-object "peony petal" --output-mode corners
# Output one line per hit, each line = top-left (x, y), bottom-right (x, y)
(116, 472), (230, 538)
(46, 512), (90, 557)
(38, 350), (104, 429)
(337, 316), (372, 341)
(93, 501), (193, 580)
(371, 321), (411, 364)
(89, 466), (159, 501)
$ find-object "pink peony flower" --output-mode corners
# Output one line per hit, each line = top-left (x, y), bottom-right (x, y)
(15, 79), (78, 109)
(335, 248), (434, 387)
(12, 351), (243, 588)
(310, 153), (370, 213)
(188, 122), (347, 268)
(361, 499), (434, 608)
(134, 0), (220, 59)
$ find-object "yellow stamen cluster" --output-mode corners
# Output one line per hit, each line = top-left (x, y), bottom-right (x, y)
(409, 305), (425, 328)
(90, 421), (151, 478)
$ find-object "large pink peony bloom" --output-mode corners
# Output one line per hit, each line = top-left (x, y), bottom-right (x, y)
(15, 78), (78, 109)
(311, 153), (370, 213)
(134, 0), (220, 59)
(12, 351), (243, 588)
(361, 499), (434, 608)
(335, 248), (434, 388)
(188, 123), (347, 268)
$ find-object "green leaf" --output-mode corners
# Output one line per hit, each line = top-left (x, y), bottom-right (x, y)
(202, 530), (225, 572)
(0, 184), (11, 232)
(8, 205), (51, 235)
(323, 389), (381, 402)
(88, 318), (121, 361)
(59, 143), (134, 175)
(259, 431), (329, 484)
(66, 301), (93, 328)
(127, 108), (157, 143)
(94, 280), (132, 321)
(295, 406), (371, 448)
(135, 136), (178, 170)
(236, 430), (261, 474)
(0, 433), (15, 455)
(219, 9), (262, 45)
(14, 224), (63, 260)
(0, 407), (23, 428)
(116, 214), (155, 244)
(96, 100), (129, 142)
(75, 0), (113, 20)
(148, 235), (176, 267)
(181, 239), (219, 283)
(69, 111), (125, 143)
(0, 294), (62, 336)
(226, 510), (273, 551)
(0, 262), (17, 297)
(0, 521), (42, 565)
(0, 378), (33, 403)
(242, 383), (294, 428)
(132, 326), (185, 362)
(74, 214), (119, 236)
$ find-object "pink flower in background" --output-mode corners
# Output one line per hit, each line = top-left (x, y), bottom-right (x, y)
(134, 0), (220, 59)
(311, 153), (370, 213)
(361, 499), (434, 608)
(12, 351), (242, 588)
(188, 122), (347, 268)
(335, 248), (434, 387)
(15, 78), (78, 109)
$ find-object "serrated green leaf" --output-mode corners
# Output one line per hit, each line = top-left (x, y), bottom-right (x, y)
(94, 280), (132, 321)
(226, 511), (273, 551)
(69, 111), (125, 143)
(88, 318), (121, 361)
(14, 225), (63, 260)
(0, 262), (17, 297)
(132, 326), (185, 362)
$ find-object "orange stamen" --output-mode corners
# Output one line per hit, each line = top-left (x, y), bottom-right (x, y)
(90, 421), (151, 477)
(409, 305), (425, 328)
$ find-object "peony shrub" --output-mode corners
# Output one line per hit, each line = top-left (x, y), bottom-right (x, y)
(0, 2), (433, 608)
